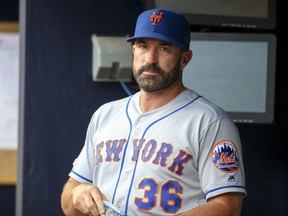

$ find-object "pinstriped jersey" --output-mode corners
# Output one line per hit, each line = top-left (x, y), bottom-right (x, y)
(69, 89), (246, 215)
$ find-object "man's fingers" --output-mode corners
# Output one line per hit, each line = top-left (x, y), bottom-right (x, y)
(84, 195), (100, 216)
(72, 183), (104, 216)
(92, 190), (106, 215)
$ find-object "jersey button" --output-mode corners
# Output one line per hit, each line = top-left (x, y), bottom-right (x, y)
(124, 173), (129, 179)
(135, 129), (140, 135)
(116, 202), (122, 209)
(140, 117), (146, 122)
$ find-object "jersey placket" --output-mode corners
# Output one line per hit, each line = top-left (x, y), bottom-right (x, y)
(111, 113), (148, 214)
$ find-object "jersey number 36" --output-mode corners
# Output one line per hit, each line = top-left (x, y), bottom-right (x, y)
(135, 178), (182, 214)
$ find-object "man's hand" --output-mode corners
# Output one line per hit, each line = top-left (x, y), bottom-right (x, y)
(61, 177), (107, 216)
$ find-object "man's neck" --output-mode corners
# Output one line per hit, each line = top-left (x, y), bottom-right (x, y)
(139, 84), (186, 113)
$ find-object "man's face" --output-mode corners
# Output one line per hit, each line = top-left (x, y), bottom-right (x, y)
(132, 38), (185, 92)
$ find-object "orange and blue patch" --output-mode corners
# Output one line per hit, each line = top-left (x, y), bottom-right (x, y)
(211, 140), (239, 173)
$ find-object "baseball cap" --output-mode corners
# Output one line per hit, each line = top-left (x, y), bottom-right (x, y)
(127, 8), (191, 50)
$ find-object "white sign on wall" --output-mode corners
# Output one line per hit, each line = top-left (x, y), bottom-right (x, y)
(0, 33), (19, 149)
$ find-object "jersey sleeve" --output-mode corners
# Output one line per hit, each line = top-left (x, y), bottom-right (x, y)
(198, 118), (247, 200)
(69, 115), (96, 183)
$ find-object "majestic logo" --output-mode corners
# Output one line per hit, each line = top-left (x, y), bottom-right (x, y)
(211, 140), (239, 173)
(228, 175), (237, 183)
(150, 11), (164, 26)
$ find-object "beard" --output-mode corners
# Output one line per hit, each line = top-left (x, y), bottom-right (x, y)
(133, 60), (182, 92)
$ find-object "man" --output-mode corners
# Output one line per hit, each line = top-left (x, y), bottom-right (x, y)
(61, 8), (246, 216)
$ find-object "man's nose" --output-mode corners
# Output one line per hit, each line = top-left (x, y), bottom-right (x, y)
(145, 48), (158, 65)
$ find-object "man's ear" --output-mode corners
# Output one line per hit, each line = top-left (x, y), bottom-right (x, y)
(181, 50), (193, 70)
(132, 44), (136, 54)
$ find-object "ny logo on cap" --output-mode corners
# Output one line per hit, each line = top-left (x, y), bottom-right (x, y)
(150, 11), (164, 26)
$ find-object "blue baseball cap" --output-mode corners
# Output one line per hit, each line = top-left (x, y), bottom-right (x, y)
(127, 8), (191, 50)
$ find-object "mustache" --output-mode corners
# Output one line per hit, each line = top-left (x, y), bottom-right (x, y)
(138, 64), (163, 74)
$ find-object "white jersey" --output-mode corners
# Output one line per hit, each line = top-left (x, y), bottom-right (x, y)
(69, 89), (246, 216)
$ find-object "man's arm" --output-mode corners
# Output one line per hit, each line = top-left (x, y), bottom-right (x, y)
(61, 177), (107, 216)
(178, 192), (244, 216)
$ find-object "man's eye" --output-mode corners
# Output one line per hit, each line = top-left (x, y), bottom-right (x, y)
(137, 44), (147, 49)
(159, 47), (170, 52)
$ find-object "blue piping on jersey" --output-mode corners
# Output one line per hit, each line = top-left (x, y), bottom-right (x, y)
(71, 170), (93, 183)
(120, 82), (132, 96)
(111, 96), (133, 204)
(205, 185), (246, 198)
(123, 95), (202, 215)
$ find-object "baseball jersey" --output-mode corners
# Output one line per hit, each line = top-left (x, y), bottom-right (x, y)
(69, 89), (246, 215)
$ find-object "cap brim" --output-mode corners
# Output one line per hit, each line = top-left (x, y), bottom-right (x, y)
(126, 32), (187, 49)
